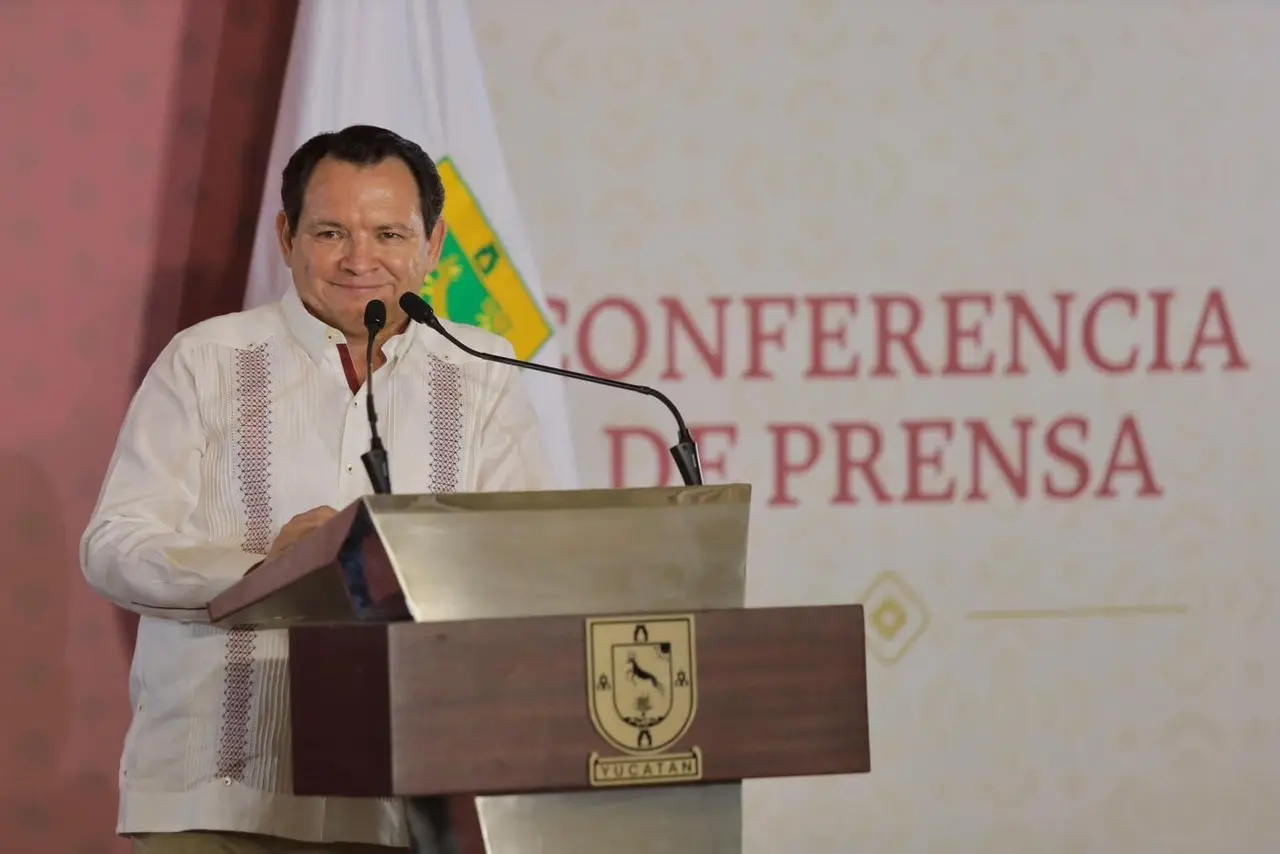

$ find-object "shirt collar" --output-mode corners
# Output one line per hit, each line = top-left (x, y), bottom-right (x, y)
(280, 286), (421, 365)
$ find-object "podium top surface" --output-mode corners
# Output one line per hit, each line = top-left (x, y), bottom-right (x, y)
(358, 482), (751, 513)
(208, 484), (753, 626)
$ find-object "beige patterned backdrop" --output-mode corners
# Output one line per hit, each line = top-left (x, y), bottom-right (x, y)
(470, 1), (1277, 852)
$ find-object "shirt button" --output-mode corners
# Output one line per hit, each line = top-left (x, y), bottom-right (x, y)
(346, 465), (353, 472)
(222, 777), (233, 786)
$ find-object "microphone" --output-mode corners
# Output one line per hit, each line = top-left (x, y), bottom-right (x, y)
(398, 292), (702, 486)
(360, 299), (393, 494)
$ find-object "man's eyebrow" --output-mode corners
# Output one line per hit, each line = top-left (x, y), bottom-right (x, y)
(305, 219), (419, 232)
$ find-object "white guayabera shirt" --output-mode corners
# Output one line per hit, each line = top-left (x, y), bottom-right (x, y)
(80, 286), (554, 847)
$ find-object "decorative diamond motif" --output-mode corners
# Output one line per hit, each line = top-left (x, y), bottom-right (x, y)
(872, 598), (908, 640)
(861, 571), (930, 665)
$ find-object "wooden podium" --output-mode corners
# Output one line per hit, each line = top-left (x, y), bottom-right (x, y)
(207, 484), (870, 853)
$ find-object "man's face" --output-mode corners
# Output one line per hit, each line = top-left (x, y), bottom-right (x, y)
(276, 155), (446, 339)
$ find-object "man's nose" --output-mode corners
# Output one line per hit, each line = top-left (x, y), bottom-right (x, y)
(339, 235), (378, 274)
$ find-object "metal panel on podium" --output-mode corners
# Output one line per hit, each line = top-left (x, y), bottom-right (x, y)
(208, 484), (870, 854)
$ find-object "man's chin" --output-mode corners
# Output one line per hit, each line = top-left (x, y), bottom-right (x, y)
(336, 285), (394, 309)
(297, 293), (368, 337)
(332, 284), (394, 302)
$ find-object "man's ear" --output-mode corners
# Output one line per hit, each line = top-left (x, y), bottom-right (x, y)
(426, 218), (448, 268)
(275, 210), (294, 259)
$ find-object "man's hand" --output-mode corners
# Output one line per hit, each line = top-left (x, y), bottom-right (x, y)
(265, 506), (339, 559)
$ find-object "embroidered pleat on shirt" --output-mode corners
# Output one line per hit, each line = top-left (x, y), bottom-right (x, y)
(80, 289), (554, 846)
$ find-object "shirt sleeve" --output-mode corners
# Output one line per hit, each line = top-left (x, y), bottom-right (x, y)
(474, 340), (559, 493)
(79, 337), (263, 621)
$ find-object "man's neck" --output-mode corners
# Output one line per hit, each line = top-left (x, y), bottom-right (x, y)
(344, 318), (409, 382)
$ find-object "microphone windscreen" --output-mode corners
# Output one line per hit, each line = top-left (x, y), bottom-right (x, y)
(363, 298), (387, 332)
(398, 291), (435, 325)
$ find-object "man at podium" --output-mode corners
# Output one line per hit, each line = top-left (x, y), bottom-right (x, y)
(79, 125), (553, 853)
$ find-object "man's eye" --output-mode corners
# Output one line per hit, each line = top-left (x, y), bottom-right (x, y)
(380, 232), (403, 240)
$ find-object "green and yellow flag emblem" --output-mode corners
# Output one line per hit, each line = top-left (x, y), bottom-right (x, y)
(420, 157), (553, 361)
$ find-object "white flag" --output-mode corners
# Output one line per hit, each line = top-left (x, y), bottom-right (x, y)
(244, 0), (577, 489)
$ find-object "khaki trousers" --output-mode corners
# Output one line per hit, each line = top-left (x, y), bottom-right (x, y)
(130, 831), (409, 854)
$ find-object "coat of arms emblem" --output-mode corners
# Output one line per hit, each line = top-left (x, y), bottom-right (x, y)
(585, 614), (702, 787)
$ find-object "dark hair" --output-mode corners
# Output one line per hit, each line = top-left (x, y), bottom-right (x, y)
(279, 124), (446, 233)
